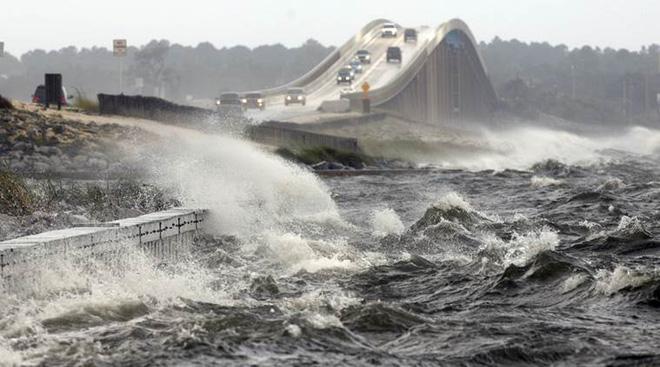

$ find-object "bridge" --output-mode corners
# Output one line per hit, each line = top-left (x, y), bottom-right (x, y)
(245, 18), (497, 126)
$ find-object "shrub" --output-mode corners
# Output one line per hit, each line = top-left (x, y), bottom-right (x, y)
(0, 170), (33, 216)
(0, 95), (13, 110)
(73, 91), (99, 113)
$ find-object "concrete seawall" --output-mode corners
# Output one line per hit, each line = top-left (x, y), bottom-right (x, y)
(0, 208), (206, 281)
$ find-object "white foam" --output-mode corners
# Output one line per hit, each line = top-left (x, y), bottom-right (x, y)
(482, 228), (560, 267)
(562, 274), (588, 293)
(148, 132), (343, 237)
(598, 177), (625, 191)
(422, 125), (660, 171)
(616, 216), (645, 233)
(595, 266), (652, 295)
(285, 324), (302, 337)
(531, 175), (563, 188)
(263, 232), (359, 274)
(370, 208), (405, 237)
(433, 192), (474, 212)
(0, 338), (23, 367)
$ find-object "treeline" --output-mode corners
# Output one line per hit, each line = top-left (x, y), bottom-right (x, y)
(479, 37), (660, 123)
(1, 36), (659, 123)
(0, 39), (333, 102)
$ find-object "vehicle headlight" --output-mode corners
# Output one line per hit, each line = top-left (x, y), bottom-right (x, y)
(366, 55), (370, 60)
(215, 100), (221, 105)
(338, 76), (342, 80)
(297, 96), (302, 100)
(287, 96), (292, 100)
(241, 99), (247, 103)
(257, 98), (263, 103)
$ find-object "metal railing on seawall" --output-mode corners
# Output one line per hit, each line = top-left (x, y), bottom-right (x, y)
(0, 208), (206, 285)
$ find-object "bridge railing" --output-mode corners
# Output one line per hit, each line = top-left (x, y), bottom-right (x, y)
(345, 19), (496, 110)
(255, 19), (393, 97)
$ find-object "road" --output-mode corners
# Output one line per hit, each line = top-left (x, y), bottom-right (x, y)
(243, 25), (436, 123)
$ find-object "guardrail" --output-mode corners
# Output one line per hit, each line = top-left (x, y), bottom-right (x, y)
(0, 208), (206, 281)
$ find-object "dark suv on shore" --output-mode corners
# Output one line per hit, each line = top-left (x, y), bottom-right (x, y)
(32, 85), (72, 106)
(387, 47), (402, 63)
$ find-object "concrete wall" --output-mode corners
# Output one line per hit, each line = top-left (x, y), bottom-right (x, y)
(0, 208), (205, 281)
(98, 94), (218, 129)
(247, 124), (360, 152)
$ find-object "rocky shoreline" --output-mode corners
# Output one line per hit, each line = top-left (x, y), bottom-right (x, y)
(0, 103), (178, 242)
(0, 107), (149, 177)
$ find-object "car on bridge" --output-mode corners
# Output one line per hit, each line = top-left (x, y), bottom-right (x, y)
(387, 47), (402, 63)
(241, 92), (266, 110)
(216, 92), (243, 113)
(285, 88), (306, 106)
(404, 28), (418, 43)
(339, 87), (355, 99)
(356, 50), (371, 64)
(337, 67), (354, 85)
(381, 23), (398, 38)
(349, 59), (364, 74)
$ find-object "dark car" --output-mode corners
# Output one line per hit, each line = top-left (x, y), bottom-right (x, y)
(242, 92), (265, 110)
(404, 28), (418, 43)
(285, 88), (306, 106)
(337, 67), (354, 85)
(387, 47), (402, 63)
(32, 85), (72, 106)
(356, 50), (371, 64)
(216, 92), (243, 113)
(349, 59), (364, 74)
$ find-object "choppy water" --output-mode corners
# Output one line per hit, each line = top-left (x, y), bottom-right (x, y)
(2, 127), (660, 366)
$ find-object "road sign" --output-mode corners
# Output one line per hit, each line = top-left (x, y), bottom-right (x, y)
(0, 42), (4, 57)
(361, 81), (370, 99)
(113, 39), (127, 57)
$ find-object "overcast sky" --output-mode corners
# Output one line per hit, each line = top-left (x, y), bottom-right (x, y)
(1, 0), (657, 56)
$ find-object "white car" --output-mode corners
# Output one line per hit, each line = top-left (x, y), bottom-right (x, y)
(339, 87), (355, 99)
(381, 23), (398, 38)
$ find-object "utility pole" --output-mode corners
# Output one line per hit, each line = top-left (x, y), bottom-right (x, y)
(0, 42), (4, 58)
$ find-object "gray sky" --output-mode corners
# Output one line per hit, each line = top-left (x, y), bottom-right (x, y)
(1, 0), (657, 56)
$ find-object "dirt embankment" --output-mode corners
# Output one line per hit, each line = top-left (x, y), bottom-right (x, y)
(0, 103), (180, 242)
(0, 105), (152, 177)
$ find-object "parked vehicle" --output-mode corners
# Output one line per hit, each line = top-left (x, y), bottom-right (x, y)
(356, 50), (371, 64)
(387, 47), (402, 63)
(404, 28), (418, 43)
(31, 85), (72, 106)
(337, 67), (354, 85)
(349, 59), (364, 74)
(241, 92), (265, 110)
(285, 88), (306, 106)
(381, 23), (398, 38)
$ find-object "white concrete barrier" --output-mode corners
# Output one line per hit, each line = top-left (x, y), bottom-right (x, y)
(0, 208), (206, 279)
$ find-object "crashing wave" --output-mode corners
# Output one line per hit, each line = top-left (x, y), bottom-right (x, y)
(370, 208), (405, 237)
